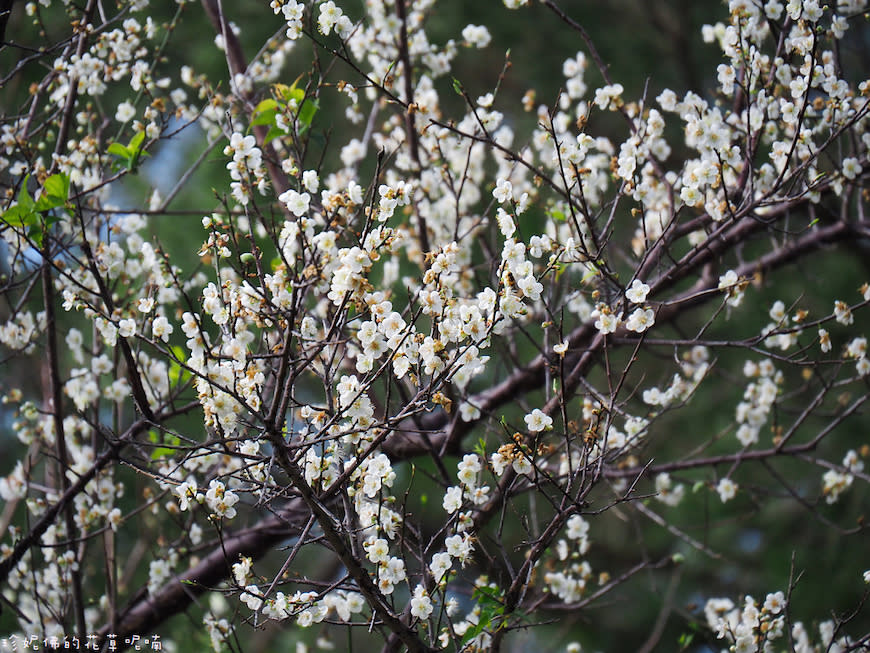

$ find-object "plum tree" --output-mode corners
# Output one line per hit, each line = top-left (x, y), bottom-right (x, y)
(1, 1), (869, 651)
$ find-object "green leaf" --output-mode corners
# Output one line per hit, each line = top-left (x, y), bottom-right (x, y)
(254, 97), (280, 115)
(29, 223), (45, 248)
(168, 345), (190, 386)
(43, 211), (66, 228)
(107, 142), (131, 159)
(297, 98), (318, 128)
(128, 130), (146, 153)
(149, 429), (181, 460)
(474, 585), (503, 603)
(460, 585), (506, 644)
(43, 173), (70, 204)
(126, 132), (149, 170)
(34, 196), (59, 212)
(107, 132), (149, 172)
(276, 82), (305, 105)
(250, 99), (279, 128)
(461, 619), (488, 646)
(250, 110), (277, 129)
(16, 175), (34, 211)
(262, 124), (285, 146)
(452, 78), (463, 95)
(678, 632), (695, 649)
(2, 204), (38, 228)
(151, 446), (176, 460)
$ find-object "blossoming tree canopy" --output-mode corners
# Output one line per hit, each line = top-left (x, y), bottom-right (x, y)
(1, 0), (870, 650)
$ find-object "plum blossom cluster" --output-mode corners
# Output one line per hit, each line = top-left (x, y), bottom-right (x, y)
(704, 590), (863, 653)
(239, 581), (366, 627)
(0, 311), (45, 352)
(822, 449), (864, 504)
(734, 359), (781, 448)
(642, 346), (710, 411)
(704, 592), (788, 652)
(761, 299), (801, 351)
(224, 133), (268, 206)
(544, 515), (596, 603)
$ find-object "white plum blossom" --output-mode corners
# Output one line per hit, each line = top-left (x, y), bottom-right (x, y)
(443, 486), (463, 513)
(716, 478), (738, 503)
(625, 308), (655, 333)
(462, 24), (491, 48)
(279, 189), (310, 217)
(524, 408), (553, 432)
(115, 101), (136, 122)
(655, 473), (685, 507)
(118, 318), (137, 338)
(152, 315), (173, 342)
(626, 279), (650, 304)
(593, 307), (622, 335)
(430, 552), (453, 583)
(493, 178), (512, 204)
(718, 270), (745, 307)
(842, 157), (861, 180)
(410, 584), (434, 619)
(205, 480), (240, 519)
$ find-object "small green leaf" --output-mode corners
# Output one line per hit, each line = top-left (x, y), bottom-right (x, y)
(168, 345), (190, 386)
(250, 111), (277, 129)
(149, 430), (181, 460)
(678, 632), (695, 649)
(29, 223), (45, 248)
(128, 130), (146, 153)
(276, 82), (305, 105)
(43, 212), (66, 228)
(297, 98), (319, 127)
(16, 175), (34, 211)
(108, 132), (149, 172)
(452, 78), (463, 95)
(34, 195), (59, 212)
(253, 98), (280, 116)
(126, 133), (149, 170)
(2, 204), (38, 228)
(43, 173), (70, 204)
(250, 99), (279, 128)
(151, 447), (176, 460)
(107, 142), (131, 159)
(262, 124), (285, 146)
